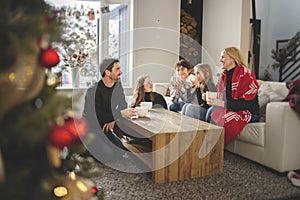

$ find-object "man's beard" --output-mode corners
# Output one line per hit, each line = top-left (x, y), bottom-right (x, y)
(109, 74), (120, 82)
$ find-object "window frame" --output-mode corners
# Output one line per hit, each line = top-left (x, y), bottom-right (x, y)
(99, 0), (133, 88)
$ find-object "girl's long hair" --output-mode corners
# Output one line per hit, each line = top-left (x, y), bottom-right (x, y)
(132, 75), (154, 107)
(194, 63), (215, 93)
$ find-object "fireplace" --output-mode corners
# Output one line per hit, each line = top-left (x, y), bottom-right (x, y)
(180, 0), (203, 66)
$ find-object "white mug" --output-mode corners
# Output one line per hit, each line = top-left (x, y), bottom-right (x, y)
(141, 102), (152, 110)
(206, 91), (218, 101)
(171, 75), (181, 83)
(135, 106), (148, 117)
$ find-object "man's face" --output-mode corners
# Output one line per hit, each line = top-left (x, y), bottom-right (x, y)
(108, 62), (122, 81)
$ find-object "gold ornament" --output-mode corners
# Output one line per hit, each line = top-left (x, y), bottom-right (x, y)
(46, 144), (62, 168)
(0, 44), (45, 117)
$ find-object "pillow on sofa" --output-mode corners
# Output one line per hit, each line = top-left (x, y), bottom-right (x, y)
(258, 81), (288, 121)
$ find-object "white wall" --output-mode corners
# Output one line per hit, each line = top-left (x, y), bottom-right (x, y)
(202, 0), (251, 74)
(104, 0), (255, 95)
(129, 0), (253, 93)
(128, 0), (181, 94)
(256, 0), (300, 80)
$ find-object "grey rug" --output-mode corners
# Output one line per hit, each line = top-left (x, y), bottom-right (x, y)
(93, 151), (300, 200)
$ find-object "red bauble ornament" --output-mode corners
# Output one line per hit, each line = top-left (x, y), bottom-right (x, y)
(64, 117), (88, 140)
(49, 126), (74, 150)
(48, 117), (88, 149)
(38, 47), (60, 68)
(91, 186), (98, 195)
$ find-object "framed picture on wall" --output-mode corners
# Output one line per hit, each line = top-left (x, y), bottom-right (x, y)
(276, 39), (296, 61)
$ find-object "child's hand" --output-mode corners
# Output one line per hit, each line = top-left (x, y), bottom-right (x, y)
(202, 92), (206, 101)
(192, 79), (200, 88)
(171, 80), (182, 90)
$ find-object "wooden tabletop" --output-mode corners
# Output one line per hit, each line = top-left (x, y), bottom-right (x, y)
(119, 108), (223, 138)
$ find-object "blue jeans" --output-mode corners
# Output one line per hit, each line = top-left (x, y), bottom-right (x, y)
(205, 106), (218, 123)
(250, 115), (260, 122)
(182, 103), (208, 121)
(169, 101), (186, 112)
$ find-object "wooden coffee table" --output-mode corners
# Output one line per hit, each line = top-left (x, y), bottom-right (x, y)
(118, 108), (224, 184)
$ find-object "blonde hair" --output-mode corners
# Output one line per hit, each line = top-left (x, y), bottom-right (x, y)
(219, 47), (247, 77)
(132, 75), (154, 107)
(224, 46), (247, 67)
(194, 63), (215, 93)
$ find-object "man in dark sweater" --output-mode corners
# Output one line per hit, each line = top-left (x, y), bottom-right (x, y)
(82, 58), (136, 162)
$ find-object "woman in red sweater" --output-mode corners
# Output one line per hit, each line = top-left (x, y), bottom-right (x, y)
(205, 47), (260, 145)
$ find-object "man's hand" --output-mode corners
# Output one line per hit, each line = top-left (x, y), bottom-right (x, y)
(121, 108), (137, 118)
(102, 121), (115, 133)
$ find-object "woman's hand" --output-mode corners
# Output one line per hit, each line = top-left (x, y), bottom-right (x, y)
(121, 108), (137, 118)
(207, 97), (224, 107)
(202, 92), (206, 101)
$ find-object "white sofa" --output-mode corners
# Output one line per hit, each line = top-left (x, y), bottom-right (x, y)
(225, 81), (300, 173)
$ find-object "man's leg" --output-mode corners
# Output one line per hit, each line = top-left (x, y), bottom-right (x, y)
(82, 131), (123, 163)
(105, 129), (128, 151)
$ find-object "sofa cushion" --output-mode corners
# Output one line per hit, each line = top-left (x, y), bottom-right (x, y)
(236, 122), (265, 147)
(258, 81), (288, 106)
(258, 81), (288, 121)
(153, 83), (170, 96)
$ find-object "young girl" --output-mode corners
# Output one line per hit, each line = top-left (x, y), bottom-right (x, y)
(132, 75), (167, 109)
(169, 59), (196, 112)
(181, 63), (216, 120)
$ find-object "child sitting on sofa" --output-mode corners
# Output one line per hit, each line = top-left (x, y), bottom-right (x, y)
(181, 63), (217, 121)
(169, 59), (196, 112)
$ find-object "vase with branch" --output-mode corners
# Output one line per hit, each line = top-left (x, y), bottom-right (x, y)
(52, 5), (98, 87)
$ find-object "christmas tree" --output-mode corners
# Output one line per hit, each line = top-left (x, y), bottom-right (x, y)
(0, 0), (103, 199)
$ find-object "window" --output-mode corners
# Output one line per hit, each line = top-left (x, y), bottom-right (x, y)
(100, 1), (132, 87)
(47, 0), (101, 88)
(46, 0), (133, 88)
